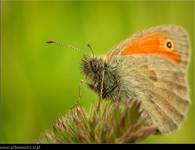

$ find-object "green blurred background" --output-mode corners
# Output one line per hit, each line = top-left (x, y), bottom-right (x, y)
(1, 0), (194, 143)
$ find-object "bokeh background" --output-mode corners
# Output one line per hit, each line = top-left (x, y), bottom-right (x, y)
(1, 0), (195, 143)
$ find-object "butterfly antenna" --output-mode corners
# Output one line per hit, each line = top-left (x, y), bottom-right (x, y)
(46, 40), (81, 52)
(87, 44), (94, 57)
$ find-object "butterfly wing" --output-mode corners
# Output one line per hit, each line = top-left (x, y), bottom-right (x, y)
(107, 25), (190, 133)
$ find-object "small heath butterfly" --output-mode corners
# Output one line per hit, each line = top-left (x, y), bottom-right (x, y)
(81, 25), (191, 134)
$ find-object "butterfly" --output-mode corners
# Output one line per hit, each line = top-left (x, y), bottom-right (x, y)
(81, 25), (190, 134)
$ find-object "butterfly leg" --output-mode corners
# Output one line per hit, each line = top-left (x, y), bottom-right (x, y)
(70, 79), (87, 109)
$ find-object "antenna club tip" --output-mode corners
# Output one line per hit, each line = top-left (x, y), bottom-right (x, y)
(87, 43), (94, 56)
(46, 40), (56, 44)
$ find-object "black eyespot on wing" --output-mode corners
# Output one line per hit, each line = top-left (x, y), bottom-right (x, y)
(166, 41), (172, 48)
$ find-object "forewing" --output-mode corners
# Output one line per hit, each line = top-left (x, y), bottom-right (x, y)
(106, 25), (190, 68)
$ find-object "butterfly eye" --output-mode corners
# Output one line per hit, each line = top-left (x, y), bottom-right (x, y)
(90, 61), (98, 72)
(165, 39), (174, 51)
(93, 63), (97, 68)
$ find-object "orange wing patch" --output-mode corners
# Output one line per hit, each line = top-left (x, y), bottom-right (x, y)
(121, 32), (181, 64)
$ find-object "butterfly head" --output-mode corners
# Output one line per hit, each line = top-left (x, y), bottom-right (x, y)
(81, 55), (105, 81)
